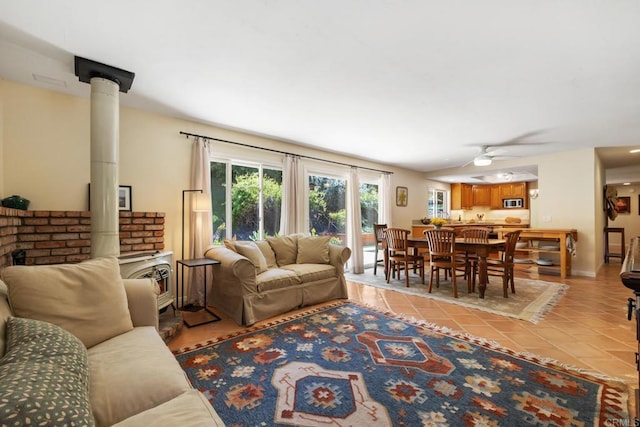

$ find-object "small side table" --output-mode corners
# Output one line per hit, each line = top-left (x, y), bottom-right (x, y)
(176, 258), (221, 327)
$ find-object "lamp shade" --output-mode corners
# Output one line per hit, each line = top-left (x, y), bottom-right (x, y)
(193, 192), (210, 212)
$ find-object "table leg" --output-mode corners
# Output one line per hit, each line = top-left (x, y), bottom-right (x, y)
(475, 247), (490, 299)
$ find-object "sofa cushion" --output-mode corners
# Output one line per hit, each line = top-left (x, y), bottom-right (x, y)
(267, 235), (299, 266)
(256, 268), (302, 292)
(0, 317), (94, 426)
(255, 240), (277, 268)
(297, 235), (331, 264)
(88, 326), (191, 427)
(234, 241), (268, 274)
(112, 390), (224, 427)
(1, 257), (133, 348)
(281, 263), (337, 283)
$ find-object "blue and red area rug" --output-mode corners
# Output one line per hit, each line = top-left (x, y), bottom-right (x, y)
(174, 301), (629, 426)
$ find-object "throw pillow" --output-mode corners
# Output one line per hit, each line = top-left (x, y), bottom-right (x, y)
(234, 241), (269, 274)
(255, 240), (277, 269)
(1, 257), (134, 348)
(267, 235), (299, 266)
(0, 317), (94, 426)
(223, 239), (237, 252)
(297, 236), (331, 264)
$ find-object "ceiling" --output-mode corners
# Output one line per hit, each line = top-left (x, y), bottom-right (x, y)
(1, 1), (639, 184)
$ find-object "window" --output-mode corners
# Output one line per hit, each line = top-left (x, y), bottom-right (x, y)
(210, 160), (282, 242)
(427, 188), (448, 218)
(308, 174), (346, 244)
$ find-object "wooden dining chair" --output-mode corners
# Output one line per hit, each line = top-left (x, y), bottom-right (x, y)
(424, 228), (459, 298)
(384, 228), (425, 287)
(373, 223), (387, 276)
(485, 230), (522, 298)
(457, 227), (491, 292)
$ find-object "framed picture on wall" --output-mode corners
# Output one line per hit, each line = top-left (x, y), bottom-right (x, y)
(396, 186), (408, 207)
(615, 196), (630, 214)
(118, 186), (132, 211)
(87, 184), (132, 211)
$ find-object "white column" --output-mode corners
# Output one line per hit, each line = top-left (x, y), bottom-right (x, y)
(90, 77), (120, 258)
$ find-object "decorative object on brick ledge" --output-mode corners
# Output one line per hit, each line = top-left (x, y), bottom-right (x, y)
(1, 195), (30, 210)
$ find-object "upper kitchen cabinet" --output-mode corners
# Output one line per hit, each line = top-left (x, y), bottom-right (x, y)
(451, 183), (473, 210)
(500, 182), (528, 199)
(490, 185), (502, 209)
(451, 182), (530, 210)
(472, 185), (491, 206)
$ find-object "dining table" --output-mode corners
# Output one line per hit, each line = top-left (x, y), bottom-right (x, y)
(406, 236), (506, 299)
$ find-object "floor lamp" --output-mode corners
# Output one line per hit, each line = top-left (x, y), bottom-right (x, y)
(181, 189), (207, 261)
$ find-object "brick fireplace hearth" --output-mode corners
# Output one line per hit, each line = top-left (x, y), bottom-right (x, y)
(0, 207), (164, 269)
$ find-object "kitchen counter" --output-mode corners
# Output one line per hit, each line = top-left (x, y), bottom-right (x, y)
(411, 222), (529, 238)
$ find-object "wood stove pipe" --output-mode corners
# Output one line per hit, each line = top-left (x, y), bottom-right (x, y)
(74, 57), (135, 258)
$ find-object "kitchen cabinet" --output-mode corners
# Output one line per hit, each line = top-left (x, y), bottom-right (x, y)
(451, 183), (473, 210)
(490, 185), (502, 209)
(496, 228), (577, 279)
(500, 182), (528, 199)
(452, 182), (530, 209)
(472, 185), (491, 206)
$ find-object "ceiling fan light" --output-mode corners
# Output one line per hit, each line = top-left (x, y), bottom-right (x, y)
(474, 156), (492, 166)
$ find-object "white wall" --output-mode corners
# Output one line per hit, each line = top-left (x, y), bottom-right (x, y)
(535, 148), (596, 276)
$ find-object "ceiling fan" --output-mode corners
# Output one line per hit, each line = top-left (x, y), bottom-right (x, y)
(464, 131), (547, 167)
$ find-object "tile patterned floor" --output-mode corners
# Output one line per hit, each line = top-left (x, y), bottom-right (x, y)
(167, 261), (638, 417)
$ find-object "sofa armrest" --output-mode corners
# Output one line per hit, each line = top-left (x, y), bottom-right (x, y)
(329, 244), (352, 273)
(123, 278), (159, 330)
(204, 246), (257, 294)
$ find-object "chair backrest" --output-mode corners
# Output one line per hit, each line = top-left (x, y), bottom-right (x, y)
(461, 227), (490, 242)
(385, 228), (410, 252)
(424, 229), (456, 258)
(502, 230), (522, 264)
(374, 224), (387, 244)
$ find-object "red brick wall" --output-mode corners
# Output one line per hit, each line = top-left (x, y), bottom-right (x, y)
(0, 208), (164, 269)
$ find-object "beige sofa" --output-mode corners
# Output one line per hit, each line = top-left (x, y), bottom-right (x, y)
(204, 235), (351, 326)
(0, 257), (224, 427)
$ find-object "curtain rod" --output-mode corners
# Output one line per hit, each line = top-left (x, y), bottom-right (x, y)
(179, 131), (393, 175)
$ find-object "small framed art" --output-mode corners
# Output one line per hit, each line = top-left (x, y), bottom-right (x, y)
(88, 184), (132, 211)
(118, 186), (132, 211)
(615, 196), (630, 214)
(396, 186), (408, 207)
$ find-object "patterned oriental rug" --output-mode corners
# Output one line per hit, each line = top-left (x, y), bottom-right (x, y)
(174, 301), (629, 426)
(346, 271), (568, 324)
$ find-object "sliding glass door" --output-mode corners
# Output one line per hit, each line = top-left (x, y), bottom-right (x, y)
(360, 181), (379, 268)
(308, 174), (346, 244)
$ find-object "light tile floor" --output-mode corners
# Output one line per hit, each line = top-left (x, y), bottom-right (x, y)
(168, 261), (638, 417)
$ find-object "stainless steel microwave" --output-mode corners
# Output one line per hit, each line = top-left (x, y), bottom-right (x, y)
(503, 198), (524, 208)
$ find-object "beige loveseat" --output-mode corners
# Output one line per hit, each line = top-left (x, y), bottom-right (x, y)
(0, 257), (224, 426)
(204, 234), (351, 326)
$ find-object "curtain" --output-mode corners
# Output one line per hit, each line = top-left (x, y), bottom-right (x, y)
(347, 167), (364, 273)
(380, 173), (392, 226)
(280, 154), (302, 235)
(187, 137), (213, 306)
